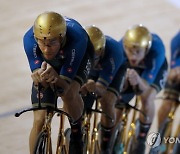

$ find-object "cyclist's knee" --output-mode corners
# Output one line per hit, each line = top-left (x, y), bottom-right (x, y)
(141, 87), (157, 106)
(100, 91), (117, 111)
(62, 81), (80, 101)
(168, 67), (180, 82)
(158, 100), (173, 117)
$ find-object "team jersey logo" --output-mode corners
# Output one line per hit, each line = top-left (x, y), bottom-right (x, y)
(67, 68), (72, 73)
(36, 92), (43, 99)
(109, 76), (113, 80)
(171, 60), (175, 66)
(60, 50), (64, 54)
(148, 74), (153, 79)
(34, 60), (40, 64)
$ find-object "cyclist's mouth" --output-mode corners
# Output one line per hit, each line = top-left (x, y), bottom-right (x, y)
(130, 60), (138, 66)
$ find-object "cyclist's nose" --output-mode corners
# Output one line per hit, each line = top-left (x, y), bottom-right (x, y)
(44, 46), (51, 52)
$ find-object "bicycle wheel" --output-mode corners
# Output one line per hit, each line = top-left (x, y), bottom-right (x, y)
(127, 119), (140, 153)
(83, 129), (88, 153)
(113, 123), (125, 154)
(64, 128), (71, 151)
(34, 130), (52, 154)
(172, 140), (180, 154)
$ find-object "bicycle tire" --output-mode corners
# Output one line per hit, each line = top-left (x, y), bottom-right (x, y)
(172, 140), (180, 154)
(113, 123), (125, 154)
(34, 130), (52, 154)
(64, 128), (71, 152)
(83, 129), (88, 153)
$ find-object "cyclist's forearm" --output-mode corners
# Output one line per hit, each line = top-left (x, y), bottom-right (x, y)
(56, 77), (70, 94)
(137, 78), (150, 94)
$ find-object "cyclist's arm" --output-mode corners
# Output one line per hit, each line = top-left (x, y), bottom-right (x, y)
(141, 38), (166, 88)
(135, 77), (150, 94)
(23, 27), (43, 72)
(59, 27), (88, 94)
(170, 31), (180, 69)
(96, 52), (124, 96)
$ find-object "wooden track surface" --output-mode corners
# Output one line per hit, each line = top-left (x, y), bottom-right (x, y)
(0, 0), (179, 153)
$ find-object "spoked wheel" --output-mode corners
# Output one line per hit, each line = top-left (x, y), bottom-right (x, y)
(34, 130), (52, 154)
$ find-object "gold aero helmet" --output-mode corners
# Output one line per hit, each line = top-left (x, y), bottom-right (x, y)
(33, 11), (66, 39)
(123, 24), (152, 53)
(85, 25), (106, 55)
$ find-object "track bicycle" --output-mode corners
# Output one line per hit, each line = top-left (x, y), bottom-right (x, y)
(149, 94), (180, 154)
(15, 84), (72, 154)
(65, 93), (113, 154)
(113, 95), (147, 154)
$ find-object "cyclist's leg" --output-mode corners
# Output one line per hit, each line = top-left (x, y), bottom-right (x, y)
(99, 91), (117, 153)
(29, 110), (46, 154)
(61, 53), (90, 154)
(131, 60), (168, 154)
(157, 76), (180, 130)
(114, 92), (135, 153)
(29, 83), (57, 154)
(99, 67), (125, 153)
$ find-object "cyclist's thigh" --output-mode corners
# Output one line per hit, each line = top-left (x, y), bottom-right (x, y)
(164, 81), (180, 96)
(33, 110), (46, 122)
(31, 83), (57, 107)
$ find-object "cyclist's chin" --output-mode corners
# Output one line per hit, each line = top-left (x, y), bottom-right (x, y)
(129, 61), (139, 67)
(44, 54), (55, 60)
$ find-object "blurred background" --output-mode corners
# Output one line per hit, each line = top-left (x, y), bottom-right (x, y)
(0, 0), (179, 153)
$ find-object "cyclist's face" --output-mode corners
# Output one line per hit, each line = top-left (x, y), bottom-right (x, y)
(36, 38), (61, 60)
(124, 45), (146, 67)
(93, 50), (104, 69)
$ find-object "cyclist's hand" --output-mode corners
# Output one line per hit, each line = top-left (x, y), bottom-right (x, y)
(31, 67), (46, 83)
(40, 62), (59, 83)
(86, 79), (96, 92)
(80, 84), (88, 96)
(127, 68), (141, 86)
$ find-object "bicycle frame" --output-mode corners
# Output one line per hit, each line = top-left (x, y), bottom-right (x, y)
(56, 113), (68, 154)
(82, 93), (113, 154)
(15, 84), (71, 154)
(91, 99), (101, 154)
(161, 101), (179, 154)
(117, 107), (131, 154)
(113, 95), (143, 154)
(82, 111), (92, 154)
(41, 111), (54, 154)
(124, 96), (141, 153)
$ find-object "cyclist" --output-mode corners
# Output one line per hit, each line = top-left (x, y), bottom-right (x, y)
(150, 30), (180, 154)
(81, 25), (125, 153)
(23, 11), (91, 154)
(114, 24), (168, 154)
